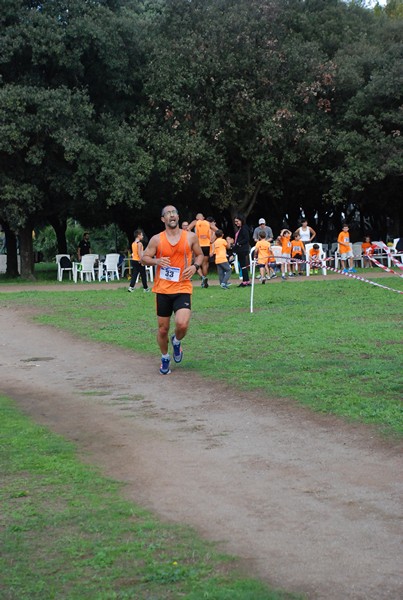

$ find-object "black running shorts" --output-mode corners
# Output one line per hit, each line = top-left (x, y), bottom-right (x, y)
(201, 246), (210, 257)
(156, 293), (192, 317)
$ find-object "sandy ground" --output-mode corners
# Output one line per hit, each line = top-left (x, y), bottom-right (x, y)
(0, 284), (402, 599)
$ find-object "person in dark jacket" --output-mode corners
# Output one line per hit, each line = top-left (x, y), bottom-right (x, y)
(233, 215), (251, 287)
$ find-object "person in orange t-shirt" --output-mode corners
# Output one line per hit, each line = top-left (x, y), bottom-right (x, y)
(142, 205), (203, 375)
(277, 229), (293, 280)
(254, 230), (275, 283)
(290, 233), (305, 275)
(362, 236), (376, 268)
(212, 230), (231, 289)
(128, 230), (150, 292)
(309, 244), (322, 273)
(187, 213), (217, 288)
(337, 224), (356, 272)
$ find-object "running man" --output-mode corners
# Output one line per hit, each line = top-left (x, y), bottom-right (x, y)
(142, 205), (204, 375)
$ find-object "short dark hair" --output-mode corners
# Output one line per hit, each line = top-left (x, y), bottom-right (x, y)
(215, 229), (223, 237)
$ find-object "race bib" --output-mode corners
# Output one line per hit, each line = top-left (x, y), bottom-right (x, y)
(160, 266), (180, 282)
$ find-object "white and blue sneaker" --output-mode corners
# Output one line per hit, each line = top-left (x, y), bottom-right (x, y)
(348, 268), (357, 273)
(171, 335), (183, 363)
(160, 355), (171, 375)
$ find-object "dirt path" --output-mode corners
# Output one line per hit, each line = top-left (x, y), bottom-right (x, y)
(0, 302), (402, 600)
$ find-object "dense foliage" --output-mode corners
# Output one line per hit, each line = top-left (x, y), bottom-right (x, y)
(1, 0), (402, 277)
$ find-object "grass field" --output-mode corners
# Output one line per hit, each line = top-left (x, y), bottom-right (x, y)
(1, 268), (402, 435)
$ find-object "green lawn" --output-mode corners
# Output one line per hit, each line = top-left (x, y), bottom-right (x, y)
(1, 272), (402, 435)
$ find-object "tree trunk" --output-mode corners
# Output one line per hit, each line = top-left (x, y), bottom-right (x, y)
(49, 217), (68, 254)
(19, 222), (35, 280)
(2, 221), (19, 277)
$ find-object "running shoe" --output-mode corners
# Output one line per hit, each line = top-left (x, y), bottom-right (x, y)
(171, 335), (183, 363)
(342, 268), (349, 273)
(160, 356), (171, 375)
(270, 274), (277, 279)
(143, 288), (151, 293)
(281, 275), (287, 281)
(262, 279), (266, 284)
(204, 277), (209, 288)
(220, 283), (229, 289)
(348, 268), (357, 273)
(128, 286), (135, 292)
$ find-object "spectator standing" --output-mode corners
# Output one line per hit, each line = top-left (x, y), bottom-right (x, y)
(233, 215), (251, 287)
(278, 229), (293, 280)
(253, 218), (273, 243)
(294, 219), (316, 244)
(77, 232), (91, 260)
(254, 231), (275, 283)
(128, 229), (150, 293)
(337, 224), (356, 273)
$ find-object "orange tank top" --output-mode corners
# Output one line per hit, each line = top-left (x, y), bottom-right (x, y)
(195, 220), (211, 247)
(152, 230), (193, 295)
(132, 241), (141, 261)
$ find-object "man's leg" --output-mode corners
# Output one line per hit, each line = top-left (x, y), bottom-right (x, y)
(157, 316), (171, 354)
(174, 308), (191, 341)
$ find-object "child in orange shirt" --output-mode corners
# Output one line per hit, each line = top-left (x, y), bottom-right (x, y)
(277, 229), (293, 280)
(337, 224), (356, 272)
(212, 230), (231, 289)
(254, 231), (276, 283)
(290, 233), (305, 275)
(309, 243), (322, 274)
(362, 236), (376, 268)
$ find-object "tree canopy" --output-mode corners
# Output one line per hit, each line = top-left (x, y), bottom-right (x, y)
(1, 0), (402, 276)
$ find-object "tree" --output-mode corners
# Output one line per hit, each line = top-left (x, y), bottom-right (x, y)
(0, 0), (151, 276)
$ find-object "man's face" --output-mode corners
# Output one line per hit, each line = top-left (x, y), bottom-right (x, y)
(182, 222), (189, 230)
(161, 206), (179, 229)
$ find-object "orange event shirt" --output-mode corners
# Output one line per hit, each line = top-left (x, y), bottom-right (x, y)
(362, 242), (375, 255)
(213, 238), (228, 264)
(131, 240), (142, 261)
(152, 230), (193, 295)
(255, 239), (271, 263)
(309, 248), (320, 259)
(338, 231), (351, 253)
(280, 236), (292, 255)
(195, 220), (211, 247)
(291, 240), (305, 257)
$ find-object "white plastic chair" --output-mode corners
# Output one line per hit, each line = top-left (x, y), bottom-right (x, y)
(100, 253), (120, 281)
(76, 254), (99, 282)
(387, 238), (403, 267)
(56, 254), (73, 281)
(371, 241), (389, 266)
(305, 243), (327, 276)
(271, 245), (289, 273)
(352, 243), (364, 268)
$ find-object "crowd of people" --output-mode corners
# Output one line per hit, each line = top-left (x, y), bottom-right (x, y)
(124, 205), (401, 375)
